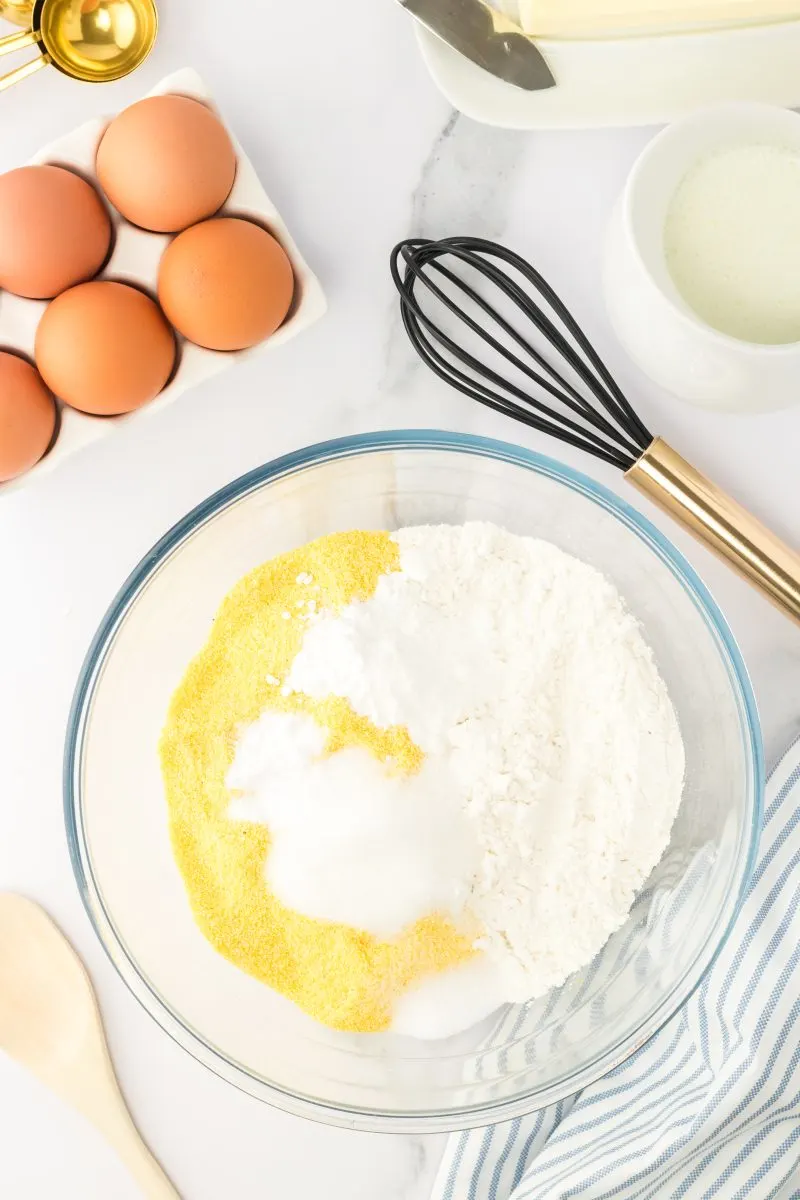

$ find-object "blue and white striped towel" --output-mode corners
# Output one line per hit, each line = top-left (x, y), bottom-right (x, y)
(434, 733), (800, 1200)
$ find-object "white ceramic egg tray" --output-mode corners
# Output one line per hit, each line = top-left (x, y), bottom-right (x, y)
(0, 67), (327, 494)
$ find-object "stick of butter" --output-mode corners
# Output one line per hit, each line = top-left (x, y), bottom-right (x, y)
(518, 0), (800, 36)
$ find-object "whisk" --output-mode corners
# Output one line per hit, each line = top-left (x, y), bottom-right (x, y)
(391, 235), (800, 626)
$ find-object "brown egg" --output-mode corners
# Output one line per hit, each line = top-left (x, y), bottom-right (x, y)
(0, 165), (111, 300)
(35, 281), (175, 416)
(96, 95), (237, 233)
(158, 218), (294, 351)
(0, 352), (56, 482)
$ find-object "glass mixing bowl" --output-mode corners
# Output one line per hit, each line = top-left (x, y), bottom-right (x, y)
(65, 431), (762, 1132)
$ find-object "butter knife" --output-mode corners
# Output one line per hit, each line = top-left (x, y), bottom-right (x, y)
(399, 0), (555, 91)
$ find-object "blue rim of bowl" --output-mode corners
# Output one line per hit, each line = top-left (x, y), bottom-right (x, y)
(64, 430), (764, 1133)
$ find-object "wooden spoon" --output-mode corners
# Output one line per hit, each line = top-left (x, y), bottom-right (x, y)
(0, 894), (179, 1198)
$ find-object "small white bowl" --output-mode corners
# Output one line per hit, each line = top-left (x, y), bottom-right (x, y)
(604, 102), (800, 413)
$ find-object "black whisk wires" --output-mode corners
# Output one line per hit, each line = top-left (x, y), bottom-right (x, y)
(390, 236), (653, 472)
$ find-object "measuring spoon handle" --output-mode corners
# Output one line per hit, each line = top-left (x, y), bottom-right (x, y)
(0, 25), (38, 53)
(0, 51), (47, 90)
(0, 25), (46, 91)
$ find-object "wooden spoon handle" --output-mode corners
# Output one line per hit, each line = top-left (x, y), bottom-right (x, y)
(69, 1035), (181, 1199)
(0, 896), (181, 1198)
(101, 1107), (181, 1200)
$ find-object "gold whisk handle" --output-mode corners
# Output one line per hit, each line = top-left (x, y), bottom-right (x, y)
(626, 438), (800, 625)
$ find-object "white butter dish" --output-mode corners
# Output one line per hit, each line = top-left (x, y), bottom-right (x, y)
(0, 67), (327, 493)
(416, 18), (800, 130)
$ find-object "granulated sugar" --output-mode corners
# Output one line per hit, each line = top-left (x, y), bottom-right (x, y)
(233, 522), (685, 1015)
(228, 711), (476, 938)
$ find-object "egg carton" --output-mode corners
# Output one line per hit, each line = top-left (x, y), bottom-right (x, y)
(0, 67), (327, 494)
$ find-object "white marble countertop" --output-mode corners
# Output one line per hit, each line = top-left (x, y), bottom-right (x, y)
(1, 2), (799, 1196)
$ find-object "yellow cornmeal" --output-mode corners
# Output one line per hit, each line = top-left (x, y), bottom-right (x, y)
(159, 530), (475, 1033)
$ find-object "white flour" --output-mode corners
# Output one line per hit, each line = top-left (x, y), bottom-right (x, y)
(229, 522), (685, 1015)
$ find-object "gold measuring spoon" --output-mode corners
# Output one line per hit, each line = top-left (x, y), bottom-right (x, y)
(0, 0), (157, 91)
(0, 894), (180, 1199)
(0, 0), (33, 26)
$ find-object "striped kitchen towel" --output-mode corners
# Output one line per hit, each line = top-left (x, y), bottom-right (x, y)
(433, 732), (800, 1200)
